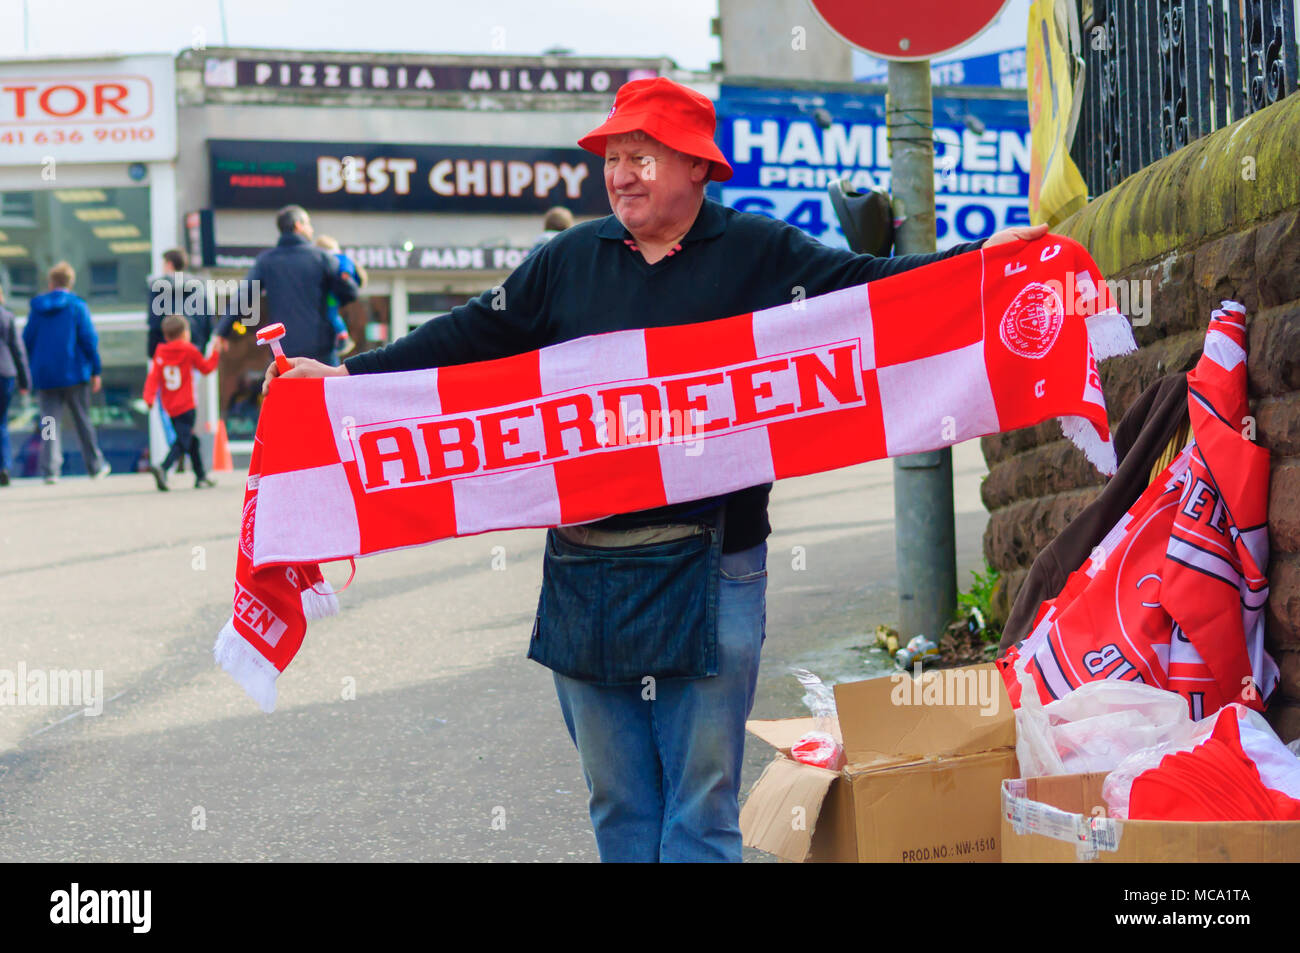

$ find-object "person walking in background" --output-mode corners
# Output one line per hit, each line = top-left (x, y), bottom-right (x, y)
(314, 234), (366, 362)
(529, 206), (574, 256)
(148, 247), (212, 474)
(22, 262), (110, 484)
(143, 314), (219, 491)
(0, 286), (31, 486)
(147, 248), (213, 358)
(212, 205), (359, 364)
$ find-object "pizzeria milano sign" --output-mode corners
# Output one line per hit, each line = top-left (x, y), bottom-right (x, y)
(203, 56), (656, 95)
(209, 139), (607, 214)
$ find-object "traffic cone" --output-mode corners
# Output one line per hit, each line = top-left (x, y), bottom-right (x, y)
(212, 419), (233, 472)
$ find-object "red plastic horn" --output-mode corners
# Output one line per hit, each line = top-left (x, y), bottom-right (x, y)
(256, 322), (292, 374)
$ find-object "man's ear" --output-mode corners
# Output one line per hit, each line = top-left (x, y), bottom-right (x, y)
(689, 156), (711, 184)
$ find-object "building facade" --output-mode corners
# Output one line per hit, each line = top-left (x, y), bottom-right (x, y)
(0, 54), (178, 472)
(173, 48), (677, 443)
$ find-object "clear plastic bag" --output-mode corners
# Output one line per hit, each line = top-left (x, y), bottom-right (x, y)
(789, 668), (845, 771)
(1013, 653), (1193, 778)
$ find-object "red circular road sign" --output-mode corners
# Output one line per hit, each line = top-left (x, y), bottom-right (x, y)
(808, 0), (1012, 61)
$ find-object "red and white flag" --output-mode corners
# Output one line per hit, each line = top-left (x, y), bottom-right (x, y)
(216, 235), (1134, 710)
(1002, 302), (1277, 719)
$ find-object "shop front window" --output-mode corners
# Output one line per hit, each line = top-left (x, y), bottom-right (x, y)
(0, 186), (151, 313)
(407, 292), (474, 328)
(89, 261), (120, 298)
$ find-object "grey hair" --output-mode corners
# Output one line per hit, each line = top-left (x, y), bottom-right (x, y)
(275, 204), (309, 235)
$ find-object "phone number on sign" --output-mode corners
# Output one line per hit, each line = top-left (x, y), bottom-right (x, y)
(721, 188), (1030, 250)
(0, 126), (156, 146)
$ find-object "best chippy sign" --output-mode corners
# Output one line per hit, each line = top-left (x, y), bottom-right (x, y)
(209, 139), (605, 214)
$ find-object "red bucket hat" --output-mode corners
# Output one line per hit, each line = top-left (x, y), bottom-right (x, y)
(578, 77), (733, 182)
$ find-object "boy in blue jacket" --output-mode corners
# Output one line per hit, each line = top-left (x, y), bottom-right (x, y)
(22, 262), (111, 483)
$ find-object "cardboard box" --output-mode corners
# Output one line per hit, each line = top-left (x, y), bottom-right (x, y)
(741, 662), (1018, 862)
(1001, 773), (1300, 862)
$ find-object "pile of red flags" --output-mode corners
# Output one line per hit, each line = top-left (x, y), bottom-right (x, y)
(1106, 704), (1300, 821)
(1002, 302), (1277, 721)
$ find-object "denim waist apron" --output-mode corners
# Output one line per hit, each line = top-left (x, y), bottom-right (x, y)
(528, 507), (724, 685)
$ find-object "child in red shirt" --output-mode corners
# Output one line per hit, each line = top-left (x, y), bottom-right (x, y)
(144, 314), (220, 490)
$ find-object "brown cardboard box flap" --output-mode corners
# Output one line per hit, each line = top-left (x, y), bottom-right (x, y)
(833, 662), (1015, 765)
(745, 716), (843, 759)
(740, 755), (839, 862)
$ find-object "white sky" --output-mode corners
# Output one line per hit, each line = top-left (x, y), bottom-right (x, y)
(0, 0), (721, 69)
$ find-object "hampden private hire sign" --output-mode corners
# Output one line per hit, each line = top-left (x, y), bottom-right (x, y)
(0, 54), (176, 165)
(208, 139), (606, 215)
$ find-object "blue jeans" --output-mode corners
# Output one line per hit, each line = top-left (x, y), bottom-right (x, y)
(553, 541), (767, 862)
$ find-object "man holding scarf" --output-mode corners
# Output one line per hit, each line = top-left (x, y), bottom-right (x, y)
(266, 77), (1045, 862)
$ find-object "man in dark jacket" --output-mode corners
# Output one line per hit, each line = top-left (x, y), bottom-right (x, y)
(213, 206), (359, 363)
(22, 262), (110, 482)
(148, 248), (213, 358)
(0, 286), (32, 485)
(147, 247), (215, 473)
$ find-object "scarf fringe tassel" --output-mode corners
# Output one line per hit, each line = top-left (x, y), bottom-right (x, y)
(1060, 309), (1139, 476)
(213, 618), (280, 713)
(1060, 414), (1118, 476)
(1086, 309), (1137, 361)
(301, 581), (339, 620)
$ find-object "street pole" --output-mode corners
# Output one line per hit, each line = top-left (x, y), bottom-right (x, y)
(887, 59), (957, 642)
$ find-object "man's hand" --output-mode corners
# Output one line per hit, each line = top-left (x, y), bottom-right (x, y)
(91, 375), (102, 394)
(984, 223), (1049, 247)
(211, 336), (230, 355)
(263, 356), (348, 395)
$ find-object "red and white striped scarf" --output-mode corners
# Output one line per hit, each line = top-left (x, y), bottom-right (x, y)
(1002, 301), (1277, 719)
(216, 235), (1134, 710)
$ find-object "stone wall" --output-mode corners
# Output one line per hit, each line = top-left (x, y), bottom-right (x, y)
(982, 92), (1300, 739)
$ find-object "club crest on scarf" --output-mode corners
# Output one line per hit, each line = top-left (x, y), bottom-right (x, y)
(1000, 281), (1066, 359)
(238, 496), (257, 560)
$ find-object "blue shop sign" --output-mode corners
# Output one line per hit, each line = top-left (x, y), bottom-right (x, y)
(710, 86), (1031, 252)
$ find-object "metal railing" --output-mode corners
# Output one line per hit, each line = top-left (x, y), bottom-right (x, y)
(1072, 0), (1299, 195)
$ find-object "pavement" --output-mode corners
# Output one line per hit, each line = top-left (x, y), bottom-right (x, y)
(0, 440), (990, 862)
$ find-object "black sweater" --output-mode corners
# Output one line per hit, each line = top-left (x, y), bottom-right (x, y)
(345, 199), (980, 551)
